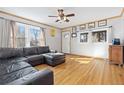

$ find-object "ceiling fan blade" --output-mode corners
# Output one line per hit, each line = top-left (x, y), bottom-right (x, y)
(66, 14), (75, 17)
(48, 16), (58, 17)
(55, 19), (60, 22)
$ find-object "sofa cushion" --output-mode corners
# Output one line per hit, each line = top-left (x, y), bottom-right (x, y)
(25, 55), (44, 62)
(0, 60), (31, 76)
(23, 47), (38, 56)
(16, 48), (24, 57)
(7, 69), (54, 85)
(25, 55), (44, 66)
(0, 57), (28, 64)
(44, 58), (65, 67)
(37, 46), (50, 54)
(13, 57), (28, 62)
(0, 48), (23, 59)
(0, 67), (37, 85)
(42, 53), (65, 60)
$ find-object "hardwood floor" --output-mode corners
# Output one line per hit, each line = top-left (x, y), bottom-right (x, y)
(35, 55), (124, 85)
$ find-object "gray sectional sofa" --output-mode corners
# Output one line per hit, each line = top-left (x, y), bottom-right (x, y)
(0, 46), (65, 85)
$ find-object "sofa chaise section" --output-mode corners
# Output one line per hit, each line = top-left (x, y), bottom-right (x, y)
(23, 47), (44, 66)
(0, 47), (54, 85)
(7, 69), (53, 85)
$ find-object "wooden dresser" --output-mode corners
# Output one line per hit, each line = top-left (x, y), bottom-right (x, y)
(109, 45), (124, 65)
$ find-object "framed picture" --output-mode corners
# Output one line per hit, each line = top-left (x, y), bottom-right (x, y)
(80, 33), (88, 43)
(50, 28), (56, 37)
(80, 24), (86, 30)
(98, 20), (107, 27)
(92, 31), (107, 42)
(88, 22), (95, 29)
(72, 26), (77, 32)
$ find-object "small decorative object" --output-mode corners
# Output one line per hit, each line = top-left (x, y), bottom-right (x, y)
(80, 24), (86, 30)
(50, 28), (56, 37)
(98, 20), (107, 27)
(88, 22), (95, 29)
(80, 33), (88, 43)
(72, 26), (77, 33)
(71, 26), (77, 38)
(112, 38), (120, 45)
(71, 33), (77, 38)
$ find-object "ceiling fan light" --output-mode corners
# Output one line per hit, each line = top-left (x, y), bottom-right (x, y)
(64, 16), (67, 21)
(58, 16), (61, 20)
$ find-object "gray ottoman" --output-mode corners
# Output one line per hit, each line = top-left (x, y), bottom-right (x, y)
(42, 53), (65, 67)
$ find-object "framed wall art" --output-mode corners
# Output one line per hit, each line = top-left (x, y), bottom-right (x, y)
(72, 26), (77, 32)
(88, 22), (95, 29)
(92, 31), (107, 42)
(80, 24), (86, 30)
(98, 20), (107, 27)
(80, 33), (88, 43)
(50, 28), (56, 37)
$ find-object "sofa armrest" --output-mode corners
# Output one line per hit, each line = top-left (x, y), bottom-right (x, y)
(50, 50), (57, 53)
(7, 69), (54, 85)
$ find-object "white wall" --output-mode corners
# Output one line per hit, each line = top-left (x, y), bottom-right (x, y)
(62, 17), (124, 59)
(0, 12), (61, 51)
(108, 17), (124, 45)
(45, 27), (61, 52)
(70, 28), (111, 58)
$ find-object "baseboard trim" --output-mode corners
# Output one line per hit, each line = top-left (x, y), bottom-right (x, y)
(65, 53), (108, 60)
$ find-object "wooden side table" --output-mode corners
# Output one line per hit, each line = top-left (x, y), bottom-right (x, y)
(109, 45), (124, 66)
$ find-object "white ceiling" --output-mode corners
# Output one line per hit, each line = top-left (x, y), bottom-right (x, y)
(0, 7), (122, 28)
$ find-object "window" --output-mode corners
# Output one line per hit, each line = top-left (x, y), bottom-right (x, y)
(16, 23), (25, 48)
(29, 26), (45, 47)
(15, 22), (45, 48)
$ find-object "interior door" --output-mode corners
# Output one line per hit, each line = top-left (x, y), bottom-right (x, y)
(62, 31), (71, 53)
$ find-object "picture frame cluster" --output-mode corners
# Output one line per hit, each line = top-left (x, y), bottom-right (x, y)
(71, 19), (108, 43)
(79, 19), (107, 30)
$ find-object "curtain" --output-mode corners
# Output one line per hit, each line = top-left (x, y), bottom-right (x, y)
(10, 21), (17, 48)
(40, 27), (46, 46)
(0, 18), (12, 48)
(0, 18), (46, 48)
(11, 23), (46, 48)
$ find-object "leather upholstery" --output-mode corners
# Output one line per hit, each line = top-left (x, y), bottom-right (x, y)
(23, 47), (38, 56)
(0, 58), (53, 85)
(0, 46), (65, 85)
(0, 48), (23, 59)
(0, 61), (31, 76)
(0, 67), (37, 84)
(25, 55), (44, 66)
(37, 46), (49, 54)
(42, 53), (65, 67)
(7, 69), (53, 85)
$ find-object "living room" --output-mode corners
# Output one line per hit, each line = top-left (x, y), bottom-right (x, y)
(0, 7), (124, 86)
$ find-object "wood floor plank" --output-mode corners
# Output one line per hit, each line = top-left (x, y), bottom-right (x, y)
(35, 55), (124, 85)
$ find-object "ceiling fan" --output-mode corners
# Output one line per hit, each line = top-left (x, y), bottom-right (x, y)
(48, 9), (75, 22)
